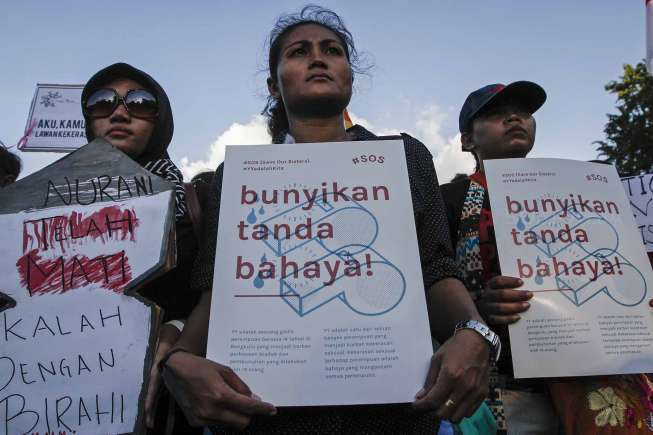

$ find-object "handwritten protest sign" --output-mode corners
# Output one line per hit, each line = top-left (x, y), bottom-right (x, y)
(622, 173), (653, 252)
(485, 158), (653, 378)
(0, 138), (175, 434)
(19, 84), (86, 152)
(206, 140), (433, 406)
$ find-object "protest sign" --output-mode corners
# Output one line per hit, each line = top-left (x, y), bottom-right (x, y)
(622, 173), (653, 252)
(0, 138), (176, 434)
(19, 84), (86, 152)
(485, 158), (653, 378)
(206, 140), (433, 406)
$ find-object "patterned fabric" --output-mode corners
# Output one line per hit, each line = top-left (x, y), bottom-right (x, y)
(549, 374), (653, 434)
(452, 177), (507, 433)
(454, 179), (485, 300)
(487, 367), (506, 433)
(143, 158), (187, 220)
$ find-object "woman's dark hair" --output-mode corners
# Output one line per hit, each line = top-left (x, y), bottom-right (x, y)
(0, 146), (21, 184)
(262, 5), (365, 143)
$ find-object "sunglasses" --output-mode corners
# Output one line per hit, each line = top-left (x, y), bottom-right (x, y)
(83, 88), (159, 119)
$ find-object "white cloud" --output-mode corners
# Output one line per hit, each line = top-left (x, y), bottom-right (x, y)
(180, 103), (475, 184)
(179, 115), (270, 180)
(432, 134), (476, 183)
(351, 105), (475, 184)
(413, 105), (476, 183)
(347, 112), (401, 137)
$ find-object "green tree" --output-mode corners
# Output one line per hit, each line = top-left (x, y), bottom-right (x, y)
(595, 61), (653, 176)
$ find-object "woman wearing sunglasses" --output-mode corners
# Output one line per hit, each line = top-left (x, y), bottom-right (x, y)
(81, 63), (201, 433)
(160, 6), (494, 434)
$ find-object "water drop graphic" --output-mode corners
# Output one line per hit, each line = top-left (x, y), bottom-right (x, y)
(516, 217), (525, 230)
(261, 254), (267, 263)
(534, 256), (544, 285)
(247, 208), (257, 224)
(253, 274), (264, 289)
(259, 205), (265, 215)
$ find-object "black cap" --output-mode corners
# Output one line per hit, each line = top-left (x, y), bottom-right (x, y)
(458, 81), (546, 134)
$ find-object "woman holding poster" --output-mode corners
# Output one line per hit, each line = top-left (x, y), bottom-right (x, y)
(160, 6), (498, 433)
(80, 63), (202, 433)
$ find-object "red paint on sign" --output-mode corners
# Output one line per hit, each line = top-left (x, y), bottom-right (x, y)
(22, 206), (138, 254)
(16, 205), (139, 296)
(16, 249), (132, 295)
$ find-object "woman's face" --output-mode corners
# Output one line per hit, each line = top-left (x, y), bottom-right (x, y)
(89, 78), (155, 159)
(269, 23), (353, 118)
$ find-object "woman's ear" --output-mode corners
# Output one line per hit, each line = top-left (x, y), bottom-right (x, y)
(461, 131), (475, 152)
(267, 77), (280, 99)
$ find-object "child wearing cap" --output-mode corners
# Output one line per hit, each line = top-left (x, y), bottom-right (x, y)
(440, 81), (559, 434)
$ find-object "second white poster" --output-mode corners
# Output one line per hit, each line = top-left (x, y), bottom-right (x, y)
(486, 158), (653, 379)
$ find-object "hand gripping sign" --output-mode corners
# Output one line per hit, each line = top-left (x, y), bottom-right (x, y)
(0, 139), (175, 435)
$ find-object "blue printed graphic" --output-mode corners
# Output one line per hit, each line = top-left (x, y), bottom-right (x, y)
(518, 204), (647, 307)
(246, 192), (406, 316)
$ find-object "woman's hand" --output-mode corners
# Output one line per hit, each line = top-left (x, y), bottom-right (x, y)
(413, 329), (489, 423)
(162, 351), (276, 429)
(144, 322), (181, 428)
(477, 276), (532, 325)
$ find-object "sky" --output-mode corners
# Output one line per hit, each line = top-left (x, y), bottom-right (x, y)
(0, 0), (645, 183)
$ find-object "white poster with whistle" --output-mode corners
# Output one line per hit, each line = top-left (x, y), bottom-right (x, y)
(206, 140), (433, 406)
(485, 158), (653, 378)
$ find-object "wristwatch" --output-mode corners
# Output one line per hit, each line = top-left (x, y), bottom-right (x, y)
(454, 320), (502, 363)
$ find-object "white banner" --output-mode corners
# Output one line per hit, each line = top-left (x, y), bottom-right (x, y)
(622, 173), (653, 252)
(0, 140), (176, 434)
(486, 158), (653, 378)
(206, 140), (433, 406)
(20, 84), (86, 152)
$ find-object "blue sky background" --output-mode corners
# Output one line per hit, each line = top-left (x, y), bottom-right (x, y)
(0, 1), (645, 182)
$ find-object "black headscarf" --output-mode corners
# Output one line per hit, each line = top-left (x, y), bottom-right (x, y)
(81, 63), (187, 219)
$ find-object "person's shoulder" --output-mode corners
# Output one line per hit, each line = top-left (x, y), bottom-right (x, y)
(440, 177), (470, 239)
(398, 132), (432, 160)
(441, 176), (471, 190)
(440, 177), (471, 200)
(212, 163), (224, 182)
(349, 125), (432, 160)
(347, 124), (378, 140)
